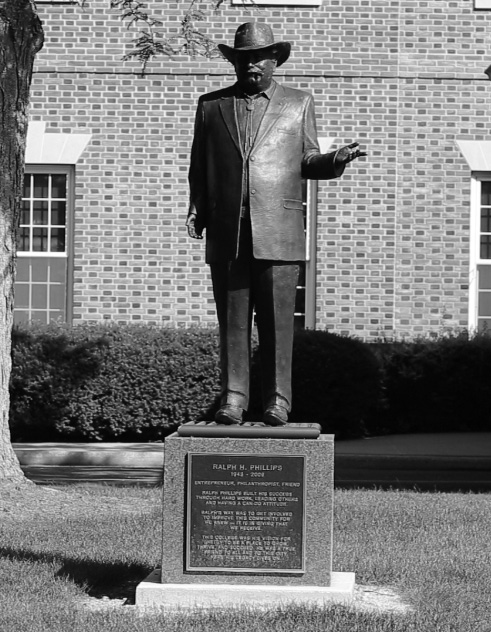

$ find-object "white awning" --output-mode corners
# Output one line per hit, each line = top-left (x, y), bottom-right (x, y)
(456, 140), (491, 172)
(26, 121), (92, 164)
(319, 137), (335, 153)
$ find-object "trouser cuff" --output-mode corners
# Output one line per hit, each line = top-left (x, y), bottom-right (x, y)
(221, 390), (248, 410)
(264, 394), (291, 412)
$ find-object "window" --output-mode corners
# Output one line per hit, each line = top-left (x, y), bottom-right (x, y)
(15, 167), (73, 325)
(294, 180), (317, 329)
(232, 0), (322, 5)
(469, 176), (491, 332)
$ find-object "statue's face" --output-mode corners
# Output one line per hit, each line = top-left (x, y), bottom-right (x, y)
(234, 50), (277, 95)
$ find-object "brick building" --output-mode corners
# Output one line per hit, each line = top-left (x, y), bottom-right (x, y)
(18, 0), (491, 339)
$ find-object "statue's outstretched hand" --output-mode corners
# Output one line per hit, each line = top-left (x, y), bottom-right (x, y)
(186, 213), (203, 240)
(335, 142), (367, 166)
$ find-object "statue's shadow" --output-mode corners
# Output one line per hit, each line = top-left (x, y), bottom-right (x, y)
(0, 546), (148, 604)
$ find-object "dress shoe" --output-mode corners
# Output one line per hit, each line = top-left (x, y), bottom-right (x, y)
(215, 404), (243, 425)
(262, 405), (288, 426)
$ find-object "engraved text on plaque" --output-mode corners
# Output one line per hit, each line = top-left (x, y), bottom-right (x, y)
(187, 453), (305, 573)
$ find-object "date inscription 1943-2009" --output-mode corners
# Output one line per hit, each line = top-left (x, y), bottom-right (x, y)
(186, 453), (306, 573)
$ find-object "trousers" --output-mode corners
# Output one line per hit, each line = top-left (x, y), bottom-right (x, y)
(210, 218), (300, 412)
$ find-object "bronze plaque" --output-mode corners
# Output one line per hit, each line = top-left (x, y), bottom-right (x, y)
(186, 453), (305, 573)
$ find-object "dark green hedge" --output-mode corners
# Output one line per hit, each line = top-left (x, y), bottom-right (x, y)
(370, 332), (491, 435)
(9, 324), (491, 442)
(9, 324), (221, 442)
(244, 329), (382, 438)
(9, 323), (381, 442)
(289, 330), (382, 437)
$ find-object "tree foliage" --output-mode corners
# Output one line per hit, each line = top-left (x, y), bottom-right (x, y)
(0, 0), (229, 482)
(108, 0), (226, 72)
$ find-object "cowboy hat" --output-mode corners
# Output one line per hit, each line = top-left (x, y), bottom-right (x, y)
(218, 22), (291, 67)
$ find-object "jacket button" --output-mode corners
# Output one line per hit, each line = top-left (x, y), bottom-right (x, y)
(250, 156), (255, 162)
(251, 189), (256, 194)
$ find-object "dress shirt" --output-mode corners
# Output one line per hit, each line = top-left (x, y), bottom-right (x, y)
(235, 81), (276, 213)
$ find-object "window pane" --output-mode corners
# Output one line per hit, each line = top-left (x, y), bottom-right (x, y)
(478, 292), (491, 316)
(33, 201), (49, 225)
(16, 259), (30, 282)
(51, 228), (66, 253)
(23, 174), (31, 198)
(480, 236), (491, 259)
(15, 284), (29, 308)
(481, 181), (491, 206)
(478, 266), (491, 290)
(478, 318), (491, 333)
(481, 209), (491, 233)
(295, 287), (306, 315)
(20, 201), (30, 225)
(50, 284), (65, 309)
(48, 310), (64, 322)
(14, 310), (29, 325)
(298, 264), (306, 287)
(33, 228), (48, 252)
(50, 259), (66, 283)
(31, 311), (48, 325)
(32, 258), (48, 282)
(294, 314), (305, 330)
(17, 227), (30, 251)
(51, 174), (67, 199)
(51, 201), (66, 226)
(32, 285), (48, 309)
(33, 174), (49, 198)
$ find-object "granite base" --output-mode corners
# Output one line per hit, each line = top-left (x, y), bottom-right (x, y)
(161, 432), (335, 586)
(136, 569), (356, 608)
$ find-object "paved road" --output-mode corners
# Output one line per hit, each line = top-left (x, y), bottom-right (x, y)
(13, 433), (491, 491)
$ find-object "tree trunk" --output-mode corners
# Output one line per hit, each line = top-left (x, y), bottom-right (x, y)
(0, 0), (43, 483)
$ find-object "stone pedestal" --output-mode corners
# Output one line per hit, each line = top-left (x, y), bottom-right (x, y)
(136, 423), (355, 608)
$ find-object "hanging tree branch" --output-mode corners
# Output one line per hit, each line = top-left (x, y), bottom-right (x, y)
(110, 0), (225, 73)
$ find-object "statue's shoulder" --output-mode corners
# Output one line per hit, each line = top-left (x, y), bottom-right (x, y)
(278, 83), (313, 103)
(198, 85), (235, 105)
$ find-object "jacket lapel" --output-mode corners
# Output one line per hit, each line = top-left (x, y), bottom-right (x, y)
(219, 92), (243, 158)
(252, 83), (288, 151)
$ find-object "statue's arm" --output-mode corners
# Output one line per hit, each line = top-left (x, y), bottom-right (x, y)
(187, 100), (207, 240)
(301, 96), (366, 180)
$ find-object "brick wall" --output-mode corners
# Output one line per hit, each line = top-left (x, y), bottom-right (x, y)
(29, 0), (491, 338)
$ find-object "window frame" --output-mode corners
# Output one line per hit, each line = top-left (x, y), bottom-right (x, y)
(304, 180), (317, 329)
(232, 0), (322, 5)
(469, 173), (491, 332)
(17, 164), (75, 324)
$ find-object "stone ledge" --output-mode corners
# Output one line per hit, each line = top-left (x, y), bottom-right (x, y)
(14, 435), (491, 491)
(135, 570), (356, 608)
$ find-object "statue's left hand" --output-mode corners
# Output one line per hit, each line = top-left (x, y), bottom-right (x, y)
(335, 142), (367, 166)
(186, 213), (203, 240)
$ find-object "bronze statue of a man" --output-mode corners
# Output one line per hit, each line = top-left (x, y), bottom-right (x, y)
(187, 22), (366, 426)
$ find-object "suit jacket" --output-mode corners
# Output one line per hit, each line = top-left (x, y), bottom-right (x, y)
(188, 81), (344, 263)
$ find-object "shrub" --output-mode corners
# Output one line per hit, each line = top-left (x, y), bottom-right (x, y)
(12, 323), (490, 443)
(9, 323), (380, 442)
(245, 330), (382, 437)
(371, 331), (491, 434)
(10, 323), (221, 442)
(289, 330), (382, 437)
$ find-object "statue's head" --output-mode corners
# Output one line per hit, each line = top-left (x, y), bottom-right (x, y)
(219, 23), (291, 95)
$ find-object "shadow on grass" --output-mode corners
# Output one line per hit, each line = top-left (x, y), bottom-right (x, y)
(0, 546), (150, 603)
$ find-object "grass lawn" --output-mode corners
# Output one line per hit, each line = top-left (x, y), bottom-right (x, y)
(0, 484), (490, 632)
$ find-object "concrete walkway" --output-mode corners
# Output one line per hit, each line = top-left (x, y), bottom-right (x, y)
(13, 433), (491, 491)
(335, 433), (491, 491)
